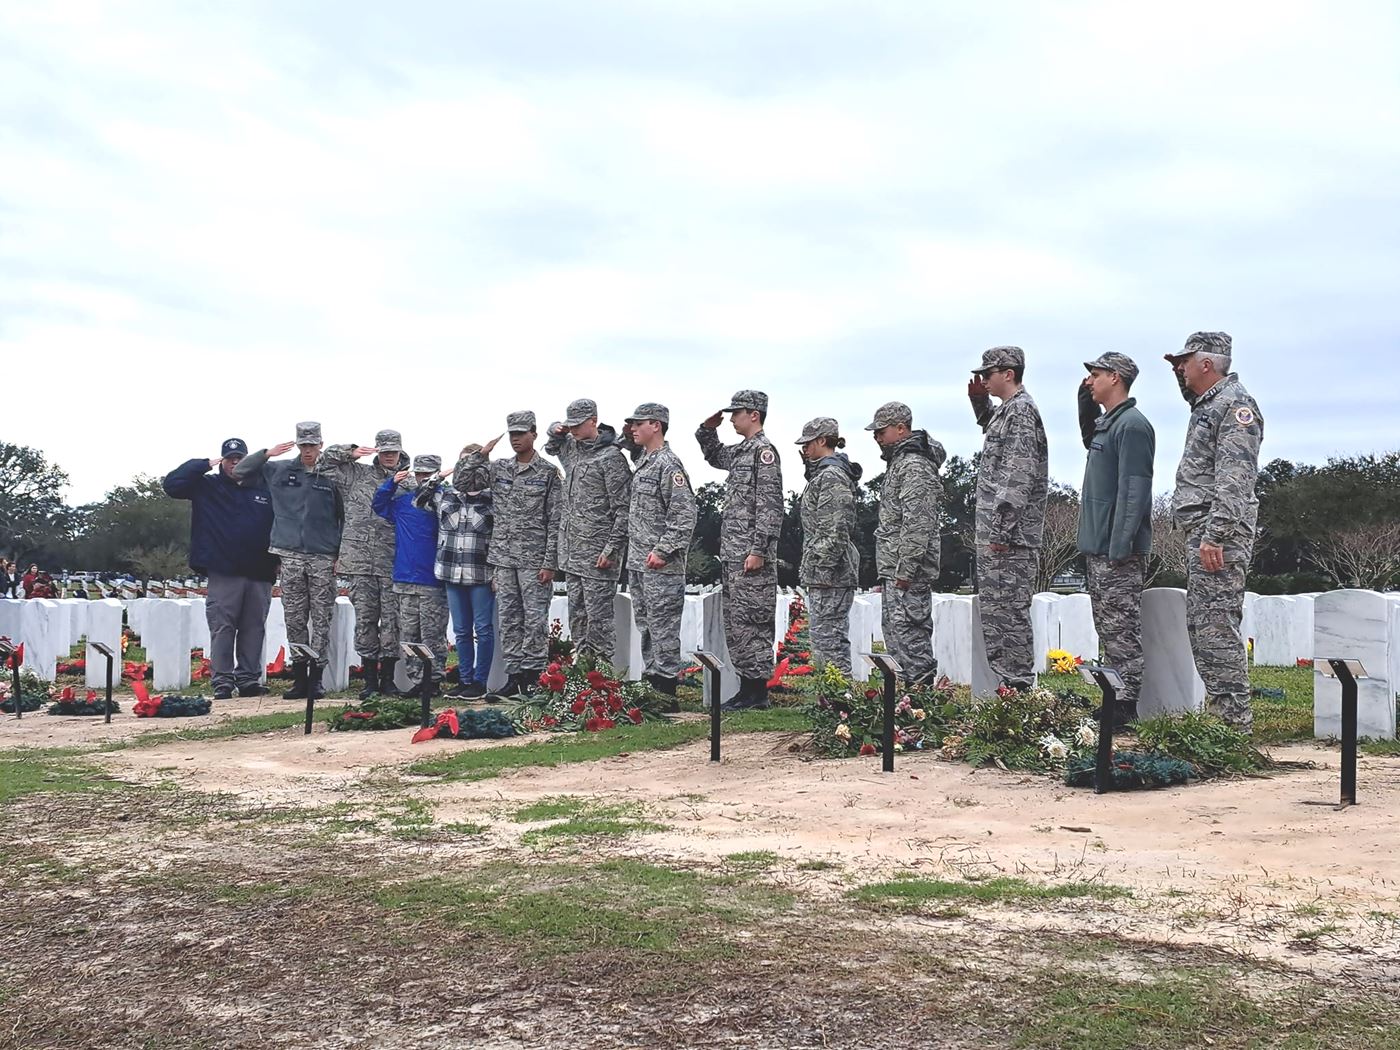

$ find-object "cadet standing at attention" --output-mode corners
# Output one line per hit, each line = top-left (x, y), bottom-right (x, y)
(796, 417), (862, 674)
(967, 348), (1049, 692)
(696, 390), (784, 710)
(1166, 332), (1263, 732)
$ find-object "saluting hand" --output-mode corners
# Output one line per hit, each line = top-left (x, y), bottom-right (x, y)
(351, 446), (378, 459)
(208, 457), (223, 470)
(702, 411), (723, 429)
(269, 441), (297, 457)
(393, 469), (410, 485)
(967, 377), (989, 399)
(483, 434), (503, 455)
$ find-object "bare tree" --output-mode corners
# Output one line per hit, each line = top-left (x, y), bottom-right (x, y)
(1313, 520), (1400, 590)
(1145, 493), (1187, 585)
(1036, 496), (1082, 593)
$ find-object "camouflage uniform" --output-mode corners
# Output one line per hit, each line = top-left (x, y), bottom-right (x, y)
(970, 348), (1048, 690)
(1077, 353), (1155, 710)
(545, 399), (632, 660)
(396, 584), (450, 684)
(1169, 333), (1263, 731)
(321, 430), (402, 662)
(625, 404), (698, 679)
(696, 391), (784, 682)
(867, 402), (946, 682)
(478, 412), (562, 677)
(234, 421), (343, 666)
(796, 418), (862, 674)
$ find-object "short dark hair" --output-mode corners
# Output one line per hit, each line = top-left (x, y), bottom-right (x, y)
(1011, 365), (1024, 383)
(756, 409), (767, 425)
(658, 420), (669, 436)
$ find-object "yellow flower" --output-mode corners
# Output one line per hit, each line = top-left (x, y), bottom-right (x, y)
(834, 724), (852, 742)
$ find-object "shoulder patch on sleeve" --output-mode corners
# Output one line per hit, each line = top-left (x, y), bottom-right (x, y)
(1233, 406), (1256, 426)
(673, 470), (687, 487)
(758, 448), (776, 465)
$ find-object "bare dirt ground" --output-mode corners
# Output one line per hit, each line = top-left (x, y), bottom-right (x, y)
(4, 713), (1400, 1048)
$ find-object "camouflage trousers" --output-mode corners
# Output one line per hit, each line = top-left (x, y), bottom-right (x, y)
(492, 565), (553, 673)
(977, 546), (1038, 689)
(394, 583), (449, 682)
(806, 585), (854, 675)
(1185, 530), (1253, 731)
(279, 552), (336, 665)
(347, 573), (397, 660)
(566, 574), (617, 662)
(882, 577), (936, 682)
(1085, 554), (1144, 706)
(629, 570), (685, 678)
(721, 560), (776, 680)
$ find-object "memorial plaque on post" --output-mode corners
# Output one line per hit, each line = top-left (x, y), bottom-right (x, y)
(692, 650), (727, 763)
(1316, 659), (1368, 808)
(866, 652), (902, 773)
(287, 643), (320, 734)
(1078, 664), (1126, 794)
(91, 641), (117, 723)
(402, 643), (436, 727)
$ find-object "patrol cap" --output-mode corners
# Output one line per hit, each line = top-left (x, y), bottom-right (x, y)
(221, 437), (248, 458)
(412, 454), (442, 473)
(864, 401), (912, 431)
(506, 410), (536, 434)
(294, 421), (323, 446)
(795, 417), (840, 445)
(971, 346), (1025, 375)
(374, 429), (403, 452)
(1082, 352), (1139, 385)
(625, 402), (670, 425)
(723, 390), (768, 413)
(1167, 331), (1232, 362)
(563, 398), (598, 426)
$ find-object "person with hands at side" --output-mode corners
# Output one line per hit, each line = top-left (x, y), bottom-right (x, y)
(1076, 353), (1155, 728)
(544, 399), (632, 665)
(234, 422), (343, 702)
(796, 418), (862, 675)
(695, 390), (784, 709)
(162, 437), (277, 700)
(967, 348), (1048, 692)
(1166, 332), (1264, 732)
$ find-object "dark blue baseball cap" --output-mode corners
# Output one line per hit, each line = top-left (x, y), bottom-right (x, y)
(221, 438), (249, 458)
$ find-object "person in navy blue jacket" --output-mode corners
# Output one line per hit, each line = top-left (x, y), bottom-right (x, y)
(374, 455), (448, 691)
(163, 438), (278, 700)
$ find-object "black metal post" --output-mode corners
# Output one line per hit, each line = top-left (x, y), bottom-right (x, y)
(419, 655), (434, 728)
(1330, 659), (1358, 807)
(1092, 671), (1117, 794)
(709, 666), (721, 763)
(11, 659), (21, 721)
(881, 669), (896, 774)
(103, 651), (114, 724)
(304, 691), (315, 735)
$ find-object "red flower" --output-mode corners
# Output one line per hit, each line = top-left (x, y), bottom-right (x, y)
(541, 715), (558, 727)
(586, 670), (607, 688)
(570, 699), (587, 715)
(585, 716), (602, 732)
(626, 707), (643, 724)
(859, 743), (877, 756)
(606, 695), (623, 712)
(598, 717), (616, 729)
(865, 688), (879, 700)
(547, 662), (562, 674)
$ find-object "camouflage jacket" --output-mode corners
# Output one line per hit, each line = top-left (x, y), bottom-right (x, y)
(320, 445), (398, 576)
(973, 388), (1048, 548)
(875, 430), (946, 582)
(695, 426), (784, 564)
(461, 449), (561, 571)
(544, 423), (632, 580)
(799, 453), (862, 588)
(1171, 374), (1263, 545)
(626, 442), (698, 575)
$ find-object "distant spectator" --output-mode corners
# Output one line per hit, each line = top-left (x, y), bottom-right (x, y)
(164, 437), (279, 701)
(21, 564), (38, 597)
(1, 560), (17, 597)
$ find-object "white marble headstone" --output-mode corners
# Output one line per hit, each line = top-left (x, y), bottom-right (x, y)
(0, 599), (24, 653)
(187, 596), (211, 652)
(1290, 595), (1315, 664)
(1251, 595), (1296, 666)
(612, 592), (643, 680)
(18, 599), (62, 681)
(549, 595), (571, 639)
(147, 598), (193, 692)
(1313, 589), (1396, 740)
(85, 599), (124, 690)
(865, 591), (884, 644)
(697, 589), (739, 707)
(261, 597), (287, 685)
(1241, 592), (1260, 647)
(1031, 593), (1063, 672)
(774, 591), (796, 657)
(1138, 588), (1205, 717)
(1048, 593), (1099, 663)
(324, 596), (356, 691)
(968, 597), (1001, 696)
(847, 596), (876, 680)
(933, 597), (973, 685)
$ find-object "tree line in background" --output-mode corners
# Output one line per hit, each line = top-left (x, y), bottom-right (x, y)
(3, 439), (1398, 592)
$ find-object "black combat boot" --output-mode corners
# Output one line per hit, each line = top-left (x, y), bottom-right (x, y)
(358, 658), (380, 701)
(282, 660), (310, 700)
(737, 677), (770, 711)
(720, 677), (752, 711)
(378, 658), (405, 696)
(308, 663), (326, 701)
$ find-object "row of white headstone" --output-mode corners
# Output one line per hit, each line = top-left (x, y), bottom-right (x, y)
(2, 589), (1396, 738)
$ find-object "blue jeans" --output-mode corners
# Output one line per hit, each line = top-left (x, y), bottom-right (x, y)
(445, 582), (496, 684)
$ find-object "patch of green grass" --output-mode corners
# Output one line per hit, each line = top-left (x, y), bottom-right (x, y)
(1249, 664), (1315, 742)
(105, 708), (343, 750)
(724, 850), (781, 870)
(0, 747), (125, 804)
(851, 875), (1131, 909)
(512, 795), (666, 844)
(441, 821), (489, 837)
(371, 858), (793, 963)
(796, 859), (839, 872)
(406, 708), (806, 783)
(1360, 737), (1400, 757)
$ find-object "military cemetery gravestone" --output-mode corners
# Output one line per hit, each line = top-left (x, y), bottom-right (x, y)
(1251, 595), (1296, 666)
(1138, 588), (1205, 717)
(1313, 589), (1397, 740)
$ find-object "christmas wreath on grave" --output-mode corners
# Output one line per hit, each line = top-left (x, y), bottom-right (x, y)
(504, 658), (669, 733)
(808, 664), (958, 758)
(768, 595), (814, 694)
(411, 707), (518, 742)
(0, 664), (48, 713)
(329, 696), (424, 731)
(130, 681), (211, 718)
(47, 686), (119, 716)
(1064, 749), (1197, 790)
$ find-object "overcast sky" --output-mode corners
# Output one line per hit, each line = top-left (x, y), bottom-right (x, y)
(3, 1), (1397, 505)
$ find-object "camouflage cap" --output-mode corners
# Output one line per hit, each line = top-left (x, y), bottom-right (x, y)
(625, 402), (670, 425)
(864, 400), (912, 431)
(795, 417), (840, 445)
(1168, 331), (1233, 361)
(374, 429), (403, 452)
(563, 398), (598, 426)
(506, 410), (536, 434)
(412, 454), (442, 474)
(1082, 352), (1139, 385)
(972, 346), (1025, 374)
(294, 421), (323, 446)
(723, 390), (769, 413)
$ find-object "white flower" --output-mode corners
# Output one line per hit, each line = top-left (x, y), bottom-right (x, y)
(835, 724), (852, 742)
(1075, 721), (1098, 748)
(1038, 733), (1068, 760)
